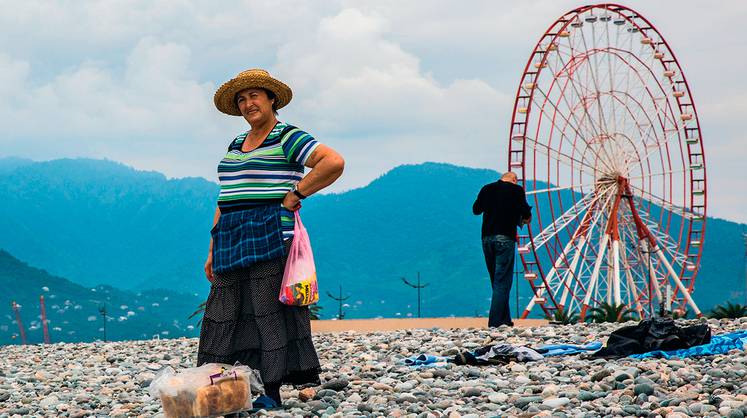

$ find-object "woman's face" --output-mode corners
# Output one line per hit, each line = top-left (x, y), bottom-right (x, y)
(236, 88), (275, 126)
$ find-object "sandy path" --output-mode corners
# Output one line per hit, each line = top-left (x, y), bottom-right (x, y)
(311, 317), (548, 333)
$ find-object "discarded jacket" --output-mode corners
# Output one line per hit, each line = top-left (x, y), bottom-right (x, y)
(453, 343), (543, 365)
(592, 317), (711, 359)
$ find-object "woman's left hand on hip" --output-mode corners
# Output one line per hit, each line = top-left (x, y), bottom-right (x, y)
(282, 192), (302, 211)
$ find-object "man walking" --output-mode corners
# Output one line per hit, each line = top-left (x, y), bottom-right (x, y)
(473, 171), (532, 327)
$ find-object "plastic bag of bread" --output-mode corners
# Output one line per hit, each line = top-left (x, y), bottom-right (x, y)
(148, 362), (263, 417)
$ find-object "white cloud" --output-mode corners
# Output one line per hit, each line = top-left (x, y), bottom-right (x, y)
(0, 0), (744, 223)
(278, 9), (509, 135)
(0, 37), (227, 176)
(0, 53), (29, 99)
(273, 7), (511, 186)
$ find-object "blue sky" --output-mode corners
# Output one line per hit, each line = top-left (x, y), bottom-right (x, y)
(1, 0), (745, 223)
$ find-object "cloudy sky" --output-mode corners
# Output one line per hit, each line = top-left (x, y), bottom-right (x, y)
(1, 0), (745, 223)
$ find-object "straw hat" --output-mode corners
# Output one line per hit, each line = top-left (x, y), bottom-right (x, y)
(213, 69), (292, 116)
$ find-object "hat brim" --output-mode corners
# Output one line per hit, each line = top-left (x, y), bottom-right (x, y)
(214, 74), (292, 116)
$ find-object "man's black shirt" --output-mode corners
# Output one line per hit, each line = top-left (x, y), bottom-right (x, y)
(472, 180), (532, 240)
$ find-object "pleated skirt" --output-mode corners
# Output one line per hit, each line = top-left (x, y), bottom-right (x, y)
(196, 243), (321, 386)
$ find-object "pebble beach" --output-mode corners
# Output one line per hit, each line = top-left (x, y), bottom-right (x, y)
(1, 318), (746, 418)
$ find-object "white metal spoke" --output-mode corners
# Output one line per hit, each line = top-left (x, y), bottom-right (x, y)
(526, 181), (604, 196)
(653, 246), (701, 315)
(526, 192), (597, 251)
(638, 210), (688, 267)
(619, 225), (645, 318)
(523, 135), (599, 177)
(559, 188), (616, 309)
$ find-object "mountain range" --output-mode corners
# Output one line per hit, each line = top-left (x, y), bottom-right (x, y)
(0, 248), (202, 344)
(0, 157), (744, 341)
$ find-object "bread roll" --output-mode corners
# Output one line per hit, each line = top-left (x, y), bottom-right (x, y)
(160, 390), (195, 418)
(160, 394), (179, 418)
(194, 384), (221, 416)
(217, 379), (249, 411)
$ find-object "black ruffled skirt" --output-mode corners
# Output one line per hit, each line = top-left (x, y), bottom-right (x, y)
(197, 242), (321, 386)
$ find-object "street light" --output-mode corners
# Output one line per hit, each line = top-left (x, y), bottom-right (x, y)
(98, 303), (108, 342)
(326, 284), (350, 320)
(401, 272), (429, 318)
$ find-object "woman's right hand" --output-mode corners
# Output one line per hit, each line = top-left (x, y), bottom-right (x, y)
(204, 252), (214, 282)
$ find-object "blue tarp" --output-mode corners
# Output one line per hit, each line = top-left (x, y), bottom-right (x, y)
(403, 354), (449, 367)
(629, 330), (747, 359)
(536, 341), (603, 356)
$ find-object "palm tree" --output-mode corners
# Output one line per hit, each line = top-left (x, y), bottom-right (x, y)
(188, 301), (207, 327)
(587, 302), (635, 323)
(670, 309), (690, 320)
(189, 301), (324, 324)
(547, 308), (580, 325)
(708, 302), (747, 319)
(309, 304), (323, 320)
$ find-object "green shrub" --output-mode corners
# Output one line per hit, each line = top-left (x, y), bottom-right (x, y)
(309, 304), (323, 320)
(547, 308), (580, 324)
(586, 302), (635, 323)
(708, 302), (747, 319)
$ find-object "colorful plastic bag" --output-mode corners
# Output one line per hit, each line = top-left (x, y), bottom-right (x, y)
(279, 211), (319, 306)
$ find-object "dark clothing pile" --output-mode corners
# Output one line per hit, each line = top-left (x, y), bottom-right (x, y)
(452, 343), (543, 365)
(472, 180), (532, 240)
(592, 317), (711, 359)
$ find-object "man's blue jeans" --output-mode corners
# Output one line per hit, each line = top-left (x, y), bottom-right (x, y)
(482, 234), (515, 327)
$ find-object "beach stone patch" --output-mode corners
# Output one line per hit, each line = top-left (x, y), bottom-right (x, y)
(542, 397), (570, 408)
(515, 395), (543, 408)
(322, 378), (349, 391)
(578, 390), (596, 401)
(488, 392), (508, 403)
(461, 386), (482, 397)
(0, 320), (745, 416)
(635, 383), (655, 396)
(591, 369), (611, 382)
(298, 387), (316, 401)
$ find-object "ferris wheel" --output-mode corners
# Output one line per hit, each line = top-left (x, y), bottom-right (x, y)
(509, 4), (706, 320)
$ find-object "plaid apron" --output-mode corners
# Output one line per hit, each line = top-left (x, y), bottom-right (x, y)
(211, 204), (285, 274)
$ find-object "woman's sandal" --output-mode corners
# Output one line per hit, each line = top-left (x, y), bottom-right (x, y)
(247, 394), (283, 413)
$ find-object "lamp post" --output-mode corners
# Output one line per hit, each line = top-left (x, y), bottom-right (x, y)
(402, 272), (429, 318)
(326, 284), (350, 320)
(98, 304), (108, 342)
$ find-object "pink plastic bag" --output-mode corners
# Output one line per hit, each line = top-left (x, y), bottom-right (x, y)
(279, 211), (319, 306)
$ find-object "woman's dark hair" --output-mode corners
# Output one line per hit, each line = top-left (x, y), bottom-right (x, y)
(234, 88), (278, 116)
(262, 88), (279, 115)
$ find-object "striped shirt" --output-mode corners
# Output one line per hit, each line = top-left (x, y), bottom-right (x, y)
(217, 121), (319, 238)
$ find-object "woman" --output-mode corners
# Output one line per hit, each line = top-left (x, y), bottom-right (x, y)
(197, 69), (344, 409)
